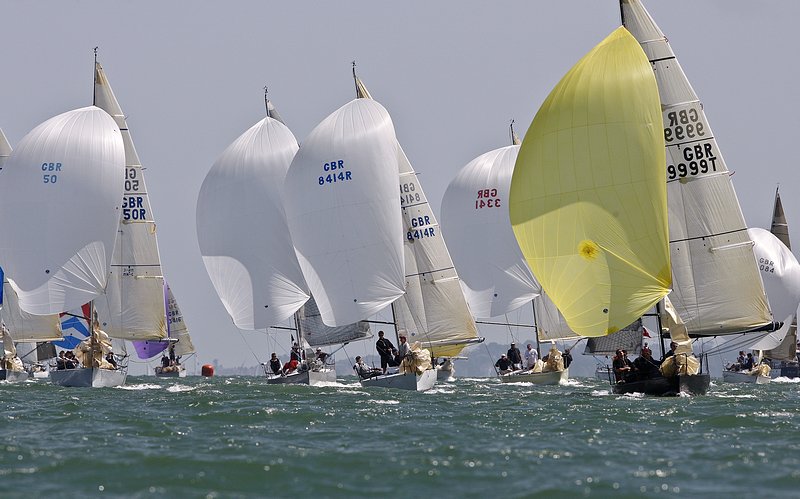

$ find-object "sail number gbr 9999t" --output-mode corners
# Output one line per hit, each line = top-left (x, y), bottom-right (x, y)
(318, 160), (352, 185)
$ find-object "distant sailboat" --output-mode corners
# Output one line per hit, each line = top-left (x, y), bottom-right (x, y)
(198, 92), (368, 385)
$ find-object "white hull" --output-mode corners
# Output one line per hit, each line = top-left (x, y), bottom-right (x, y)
(32, 370), (50, 379)
(500, 368), (569, 385)
(0, 369), (29, 383)
(722, 370), (771, 384)
(50, 368), (126, 388)
(155, 366), (187, 378)
(436, 365), (455, 382)
(360, 369), (437, 391)
(267, 368), (336, 386)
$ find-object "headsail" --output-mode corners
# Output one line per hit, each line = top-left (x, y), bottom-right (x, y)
(92, 61), (167, 340)
(297, 295), (371, 348)
(132, 283), (195, 359)
(284, 98), (405, 326)
(198, 102), (309, 329)
(510, 27), (671, 337)
(0, 107), (125, 315)
(621, 0), (772, 335)
(441, 145), (540, 319)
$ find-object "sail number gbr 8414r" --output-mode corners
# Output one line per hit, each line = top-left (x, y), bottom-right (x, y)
(318, 159), (352, 185)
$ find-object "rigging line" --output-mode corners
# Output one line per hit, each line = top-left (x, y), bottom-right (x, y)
(235, 329), (263, 365)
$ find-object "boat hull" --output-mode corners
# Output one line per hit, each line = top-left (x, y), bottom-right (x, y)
(722, 370), (770, 384)
(50, 368), (126, 388)
(500, 368), (569, 385)
(155, 366), (187, 378)
(360, 369), (436, 391)
(436, 365), (455, 382)
(0, 369), (29, 383)
(267, 368), (336, 386)
(612, 374), (710, 396)
(768, 361), (799, 379)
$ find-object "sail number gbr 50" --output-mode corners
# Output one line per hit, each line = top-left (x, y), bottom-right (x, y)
(318, 160), (352, 185)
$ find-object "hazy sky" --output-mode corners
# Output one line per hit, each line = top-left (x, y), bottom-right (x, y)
(2, 1), (799, 373)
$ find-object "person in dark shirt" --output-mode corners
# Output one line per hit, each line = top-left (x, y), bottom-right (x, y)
(743, 353), (755, 370)
(495, 354), (514, 374)
(268, 353), (281, 375)
(661, 342), (678, 364)
(375, 330), (396, 373)
(633, 348), (660, 380)
(563, 348), (573, 368)
(613, 349), (636, 382)
(507, 343), (523, 370)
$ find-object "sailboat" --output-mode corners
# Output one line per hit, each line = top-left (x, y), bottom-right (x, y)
(441, 127), (577, 384)
(509, 25), (705, 395)
(763, 188), (800, 378)
(198, 93), (369, 385)
(0, 103), (126, 387)
(136, 283), (196, 377)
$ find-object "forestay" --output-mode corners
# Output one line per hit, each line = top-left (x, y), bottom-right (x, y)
(510, 27), (671, 337)
(622, 0), (772, 335)
(92, 62), (167, 340)
(441, 145), (540, 319)
(284, 99), (405, 326)
(0, 106), (124, 315)
(197, 107), (309, 329)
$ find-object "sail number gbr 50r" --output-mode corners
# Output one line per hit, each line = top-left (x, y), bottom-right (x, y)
(318, 160), (352, 185)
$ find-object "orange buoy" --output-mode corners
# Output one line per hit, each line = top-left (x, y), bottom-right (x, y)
(201, 364), (215, 377)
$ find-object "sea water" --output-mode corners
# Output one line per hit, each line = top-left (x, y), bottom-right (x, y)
(2, 376), (799, 497)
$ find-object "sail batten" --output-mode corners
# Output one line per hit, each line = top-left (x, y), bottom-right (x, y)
(510, 27), (671, 338)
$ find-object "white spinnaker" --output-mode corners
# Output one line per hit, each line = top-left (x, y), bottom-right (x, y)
(298, 295), (371, 347)
(1, 278), (61, 341)
(92, 62), (166, 340)
(393, 144), (479, 358)
(622, 0), (772, 335)
(0, 128), (11, 169)
(748, 227), (800, 323)
(441, 145), (540, 319)
(198, 114), (309, 329)
(284, 99), (405, 326)
(0, 106), (124, 315)
(166, 283), (195, 356)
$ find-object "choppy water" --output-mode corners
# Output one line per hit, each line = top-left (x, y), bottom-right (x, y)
(2, 375), (799, 498)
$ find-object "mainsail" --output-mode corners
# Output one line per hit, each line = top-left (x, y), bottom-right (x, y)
(765, 188), (798, 361)
(92, 61), (167, 341)
(284, 98), (405, 326)
(509, 27), (671, 337)
(441, 145), (540, 319)
(621, 0), (772, 335)
(197, 100), (310, 330)
(0, 128), (10, 169)
(0, 107), (125, 315)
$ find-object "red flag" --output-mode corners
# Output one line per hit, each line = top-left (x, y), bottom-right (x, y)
(642, 327), (652, 338)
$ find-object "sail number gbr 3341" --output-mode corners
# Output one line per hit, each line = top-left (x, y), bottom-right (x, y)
(318, 160), (352, 185)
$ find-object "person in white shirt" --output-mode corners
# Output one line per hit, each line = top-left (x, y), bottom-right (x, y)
(524, 343), (539, 369)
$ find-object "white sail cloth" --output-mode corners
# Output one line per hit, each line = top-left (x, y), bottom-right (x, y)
(198, 116), (309, 329)
(92, 62), (167, 340)
(0, 128), (11, 168)
(441, 145), (540, 319)
(1, 278), (61, 341)
(622, 0), (772, 335)
(166, 284), (195, 356)
(284, 98), (405, 326)
(0, 106), (124, 315)
(749, 227), (800, 325)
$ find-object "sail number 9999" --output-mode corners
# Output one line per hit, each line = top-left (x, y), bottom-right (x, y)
(318, 160), (352, 185)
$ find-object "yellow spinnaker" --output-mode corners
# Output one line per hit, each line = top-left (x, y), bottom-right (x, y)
(509, 27), (671, 337)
